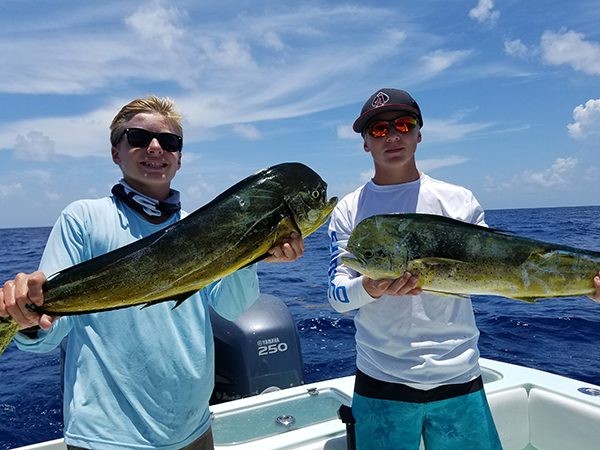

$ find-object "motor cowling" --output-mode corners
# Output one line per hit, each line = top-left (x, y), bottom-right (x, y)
(210, 293), (304, 404)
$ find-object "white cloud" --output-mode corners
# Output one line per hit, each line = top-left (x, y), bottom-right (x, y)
(233, 124), (262, 140)
(8, 169), (65, 202)
(469, 0), (500, 26)
(422, 118), (491, 143)
(420, 50), (472, 74)
(0, 106), (116, 158)
(0, 3), (415, 120)
(504, 39), (528, 58)
(483, 175), (502, 192)
(522, 157), (577, 188)
(0, 2), (202, 95)
(336, 124), (359, 140)
(0, 37), (127, 95)
(186, 181), (217, 205)
(13, 131), (56, 161)
(485, 158), (579, 192)
(418, 156), (469, 172)
(44, 191), (63, 201)
(359, 170), (373, 183)
(541, 30), (600, 76)
(125, 2), (185, 49)
(567, 99), (600, 140)
(0, 182), (22, 197)
(0, 3), (430, 145)
(584, 166), (600, 183)
(200, 37), (257, 70)
(174, 26), (411, 130)
(24, 169), (53, 184)
(261, 31), (285, 50)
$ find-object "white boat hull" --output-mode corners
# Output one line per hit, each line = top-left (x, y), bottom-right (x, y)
(12, 358), (600, 450)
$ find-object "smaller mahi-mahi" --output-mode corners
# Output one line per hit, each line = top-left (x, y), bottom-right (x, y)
(341, 213), (600, 301)
(0, 162), (338, 355)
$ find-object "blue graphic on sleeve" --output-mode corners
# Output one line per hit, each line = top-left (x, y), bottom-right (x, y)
(328, 231), (349, 304)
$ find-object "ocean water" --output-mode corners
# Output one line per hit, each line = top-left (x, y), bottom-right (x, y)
(2, 205), (600, 449)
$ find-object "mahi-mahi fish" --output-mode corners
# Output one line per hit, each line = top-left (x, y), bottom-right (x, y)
(341, 213), (600, 301)
(0, 162), (338, 355)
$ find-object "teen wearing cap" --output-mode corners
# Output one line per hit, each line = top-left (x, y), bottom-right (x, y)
(327, 88), (502, 449)
(0, 96), (304, 450)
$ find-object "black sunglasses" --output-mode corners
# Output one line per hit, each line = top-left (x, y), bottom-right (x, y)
(119, 128), (183, 152)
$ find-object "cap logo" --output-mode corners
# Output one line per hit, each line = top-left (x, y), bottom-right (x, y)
(371, 91), (390, 108)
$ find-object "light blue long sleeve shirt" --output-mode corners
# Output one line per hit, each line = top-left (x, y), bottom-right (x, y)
(15, 196), (260, 449)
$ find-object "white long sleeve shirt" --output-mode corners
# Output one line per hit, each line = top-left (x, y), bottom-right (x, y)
(328, 173), (486, 388)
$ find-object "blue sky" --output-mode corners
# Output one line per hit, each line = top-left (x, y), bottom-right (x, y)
(0, 0), (598, 228)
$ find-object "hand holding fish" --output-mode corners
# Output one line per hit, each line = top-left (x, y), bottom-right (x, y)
(0, 271), (54, 331)
(362, 271), (422, 298)
(264, 232), (305, 263)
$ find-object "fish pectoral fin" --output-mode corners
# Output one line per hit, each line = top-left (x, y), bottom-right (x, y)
(171, 292), (194, 309)
(527, 250), (580, 268)
(282, 195), (304, 233)
(242, 214), (303, 267)
(340, 255), (358, 266)
(140, 291), (197, 310)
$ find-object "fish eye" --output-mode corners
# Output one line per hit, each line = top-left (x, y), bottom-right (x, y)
(311, 190), (321, 199)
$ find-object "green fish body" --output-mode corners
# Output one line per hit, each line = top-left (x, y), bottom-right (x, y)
(0, 162), (337, 354)
(341, 213), (600, 301)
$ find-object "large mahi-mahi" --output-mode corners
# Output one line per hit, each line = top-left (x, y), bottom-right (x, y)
(0, 162), (337, 354)
(341, 213), (600, 301)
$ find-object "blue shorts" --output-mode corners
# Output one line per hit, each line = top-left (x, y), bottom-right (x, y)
(351, 372), (502, 450)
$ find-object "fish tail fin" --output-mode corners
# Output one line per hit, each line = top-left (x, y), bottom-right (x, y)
(0, 317), (20, 355)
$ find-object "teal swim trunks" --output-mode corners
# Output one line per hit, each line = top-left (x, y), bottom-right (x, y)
(352, 371), (502, 450)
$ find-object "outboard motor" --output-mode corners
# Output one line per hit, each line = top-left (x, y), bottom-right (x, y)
(210, 293), (304, 404)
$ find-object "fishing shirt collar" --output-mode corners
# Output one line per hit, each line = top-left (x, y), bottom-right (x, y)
(111, 179), (181, 218)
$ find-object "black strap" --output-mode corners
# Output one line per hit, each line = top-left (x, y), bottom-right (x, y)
(337, 404), (356, 450)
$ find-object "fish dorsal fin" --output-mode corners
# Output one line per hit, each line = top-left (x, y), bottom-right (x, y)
(383, 213), (510, 234)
